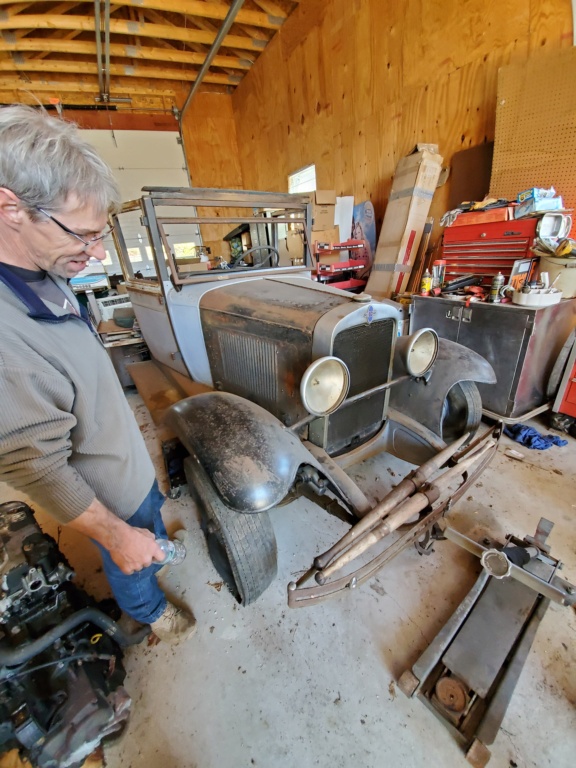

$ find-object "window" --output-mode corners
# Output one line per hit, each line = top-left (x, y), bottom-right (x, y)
(289, 164), (316, 194)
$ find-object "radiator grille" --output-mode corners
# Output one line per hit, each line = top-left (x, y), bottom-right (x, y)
(333, 319), (394, 394)
(219, 332), (278, 404)
(324, 318), (395, 454)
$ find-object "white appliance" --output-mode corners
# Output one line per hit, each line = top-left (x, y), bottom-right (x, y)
(96, 295), (133, 322)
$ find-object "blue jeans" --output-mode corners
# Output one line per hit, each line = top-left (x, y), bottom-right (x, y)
(93, 480), (168, 624)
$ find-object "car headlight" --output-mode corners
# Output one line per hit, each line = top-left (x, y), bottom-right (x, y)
(300, 356), (350, 417)
(396, 328), (439, 377)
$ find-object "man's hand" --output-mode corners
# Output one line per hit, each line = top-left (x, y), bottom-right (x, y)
(67, 496), (165, 574)
(107, 524), (163, 574)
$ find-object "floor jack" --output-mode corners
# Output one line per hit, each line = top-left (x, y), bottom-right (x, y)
(398, 518), (576, 768)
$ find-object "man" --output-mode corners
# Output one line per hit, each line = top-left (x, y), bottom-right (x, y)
(0, 104), (195, 644)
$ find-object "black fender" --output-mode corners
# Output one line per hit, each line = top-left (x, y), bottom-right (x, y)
(166, 392), (316, 513)
(389, 338), (496, 437)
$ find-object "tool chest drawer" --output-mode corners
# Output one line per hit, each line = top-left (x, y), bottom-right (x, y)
(441, 219), (539, 287)
(443, 218), (538, 243)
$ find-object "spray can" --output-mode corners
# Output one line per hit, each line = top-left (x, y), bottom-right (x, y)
(432, 260), (446, 289)
(489, 272), (505, 303)
(420, 269), (432, 295)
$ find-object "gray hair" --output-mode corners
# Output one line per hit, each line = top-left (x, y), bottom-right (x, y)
(0, 104), (121, 215)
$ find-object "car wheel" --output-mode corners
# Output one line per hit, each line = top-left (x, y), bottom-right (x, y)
(441, 380), (482, 444)
(184, 457), (278, 605)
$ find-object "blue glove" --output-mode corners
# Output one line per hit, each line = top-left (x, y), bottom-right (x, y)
(504, 424), (568, 450)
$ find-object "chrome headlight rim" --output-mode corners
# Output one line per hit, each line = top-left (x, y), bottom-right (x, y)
(300, 356), (351, 417)
(403, 327), (439, 378)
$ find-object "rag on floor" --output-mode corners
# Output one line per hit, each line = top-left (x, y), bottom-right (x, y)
(504, 424), (568, 450)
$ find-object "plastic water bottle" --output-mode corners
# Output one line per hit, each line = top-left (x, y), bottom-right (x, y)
(156, 538), (186, 565)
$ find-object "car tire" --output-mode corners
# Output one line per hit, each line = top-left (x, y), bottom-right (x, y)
(184, 457), (278, 605)
(441, 380), (482, 444)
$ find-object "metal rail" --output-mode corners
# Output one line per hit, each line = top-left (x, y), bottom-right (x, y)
(181, 0), (247, 121)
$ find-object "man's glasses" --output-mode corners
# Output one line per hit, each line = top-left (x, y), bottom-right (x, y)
(36, 207), (114, 247)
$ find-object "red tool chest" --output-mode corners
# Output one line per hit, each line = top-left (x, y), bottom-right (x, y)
(441, 218), (538, 287)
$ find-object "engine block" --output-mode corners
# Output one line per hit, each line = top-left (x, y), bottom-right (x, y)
(0, 501), (131, 768)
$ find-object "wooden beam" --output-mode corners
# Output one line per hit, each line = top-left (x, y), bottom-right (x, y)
(4, 2), (81, 41)
(0, 57), (244, 85)
(0, 15), (271, 52)
(3, 3), (36, 15)
(32, 30), (84, 61)
(0, 0), (286, 27)
(0, 83), (227, 106)
(0, 77), (179, 97)
(0, 38), (252, 70)
(0, 92), (177, 109)
(250, 0), (290, 18)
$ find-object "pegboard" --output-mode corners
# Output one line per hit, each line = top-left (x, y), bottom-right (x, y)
(489, 49), (576, 217)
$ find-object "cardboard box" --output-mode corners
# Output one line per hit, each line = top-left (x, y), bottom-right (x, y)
(286, 229), (305, 254)
(311, 227), (341, 247)
(311, 227), (342, 265)
(312, 190), (337, 231)
(514, 196), (564, 219)
(174, 259), (210, 272)
(366, 145), (443, 299)
(517, 187), (556, 204)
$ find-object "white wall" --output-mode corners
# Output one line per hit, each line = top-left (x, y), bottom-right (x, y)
(81, 129), (189, 275)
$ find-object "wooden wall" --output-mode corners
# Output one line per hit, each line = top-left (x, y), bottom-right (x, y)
(229, 0), (573, 239)
(180, 91), (244, 258)
(180, 91), (243, 189)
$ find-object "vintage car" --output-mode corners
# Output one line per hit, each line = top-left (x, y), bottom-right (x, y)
(110, 188), (498, 607)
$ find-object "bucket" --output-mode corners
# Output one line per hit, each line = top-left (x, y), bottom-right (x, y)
(539, 254), (576, 298)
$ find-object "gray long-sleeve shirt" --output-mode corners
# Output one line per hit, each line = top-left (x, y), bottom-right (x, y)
(0, 271), (155, 524)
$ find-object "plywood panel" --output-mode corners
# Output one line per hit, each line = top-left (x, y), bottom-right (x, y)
(176, 0), (575, 256)
(528, 0), (574, 53)
(401, 0), (530, 90)
(180, 92), (243, 189)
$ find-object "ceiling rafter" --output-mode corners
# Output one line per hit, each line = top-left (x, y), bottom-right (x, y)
(22, 4), (88, 60)
(0, 14), (271, 52)
(0, 35), (254, 72)
(249, 0), (290, 17)
(3, 3), (35, 15)
(0, 76), (180, 96)
(0, 0), (285, 28)
(137, 5), (211, 62)
(0, 0), (299, 107)
(5, 2), (80, 41)
(31, 30), (84, 60)
(0, 55), (244, 85)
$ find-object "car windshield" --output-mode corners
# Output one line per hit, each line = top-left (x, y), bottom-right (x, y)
(112, 189), (312, 285)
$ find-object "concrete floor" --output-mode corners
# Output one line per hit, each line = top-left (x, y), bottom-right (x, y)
(1, 395), (575, 768)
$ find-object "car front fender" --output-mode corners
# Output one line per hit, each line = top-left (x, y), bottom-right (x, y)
(166, 392), (315, 513)
(389, 338), (496, 437)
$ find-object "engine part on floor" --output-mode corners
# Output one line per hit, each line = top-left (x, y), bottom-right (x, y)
(398, 518), (576, 768)
(288, 424), (500, 607)
(549, 411), (575, 433)
(0, 501), (146, 768)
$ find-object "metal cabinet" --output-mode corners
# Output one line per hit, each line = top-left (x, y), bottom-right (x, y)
(411, 296), (576, 420)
